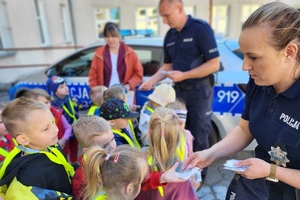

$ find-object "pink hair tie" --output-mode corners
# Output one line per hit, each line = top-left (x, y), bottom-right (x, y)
(114, 152), (121, 163)
(104, 154), (110, 161)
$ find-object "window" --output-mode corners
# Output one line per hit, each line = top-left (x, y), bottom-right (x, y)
(212, 5), (229, 37)
(0, 2), (14, 57)
(135, 7), (158, 35)
(53, 47), (97, 77)
(94, 7), (120, 38)
(184, 6), (195, 16)
(60, 4), (71, 43)
(241, 4), (260, 23)
(34, 0), (50, 46)
(130, 45), (163, 76)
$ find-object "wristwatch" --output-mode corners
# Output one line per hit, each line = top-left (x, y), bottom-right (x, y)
(266, 164), (279, 182)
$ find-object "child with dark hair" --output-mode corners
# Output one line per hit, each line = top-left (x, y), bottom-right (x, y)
(100, 97), (140, 147)
(103, 85), (140, 147)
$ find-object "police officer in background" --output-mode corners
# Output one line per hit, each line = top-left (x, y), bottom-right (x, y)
(139, 0), (220, 182)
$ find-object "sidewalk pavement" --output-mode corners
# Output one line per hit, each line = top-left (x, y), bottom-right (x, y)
(196, 151), (255, 200)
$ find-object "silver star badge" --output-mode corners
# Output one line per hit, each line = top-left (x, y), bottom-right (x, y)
(268, 146), (290, 167)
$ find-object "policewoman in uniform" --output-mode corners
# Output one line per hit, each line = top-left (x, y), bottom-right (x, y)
(183, 2), (300, 200)
(139, 0), (220, 181)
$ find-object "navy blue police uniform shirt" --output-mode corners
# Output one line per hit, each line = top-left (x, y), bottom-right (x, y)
(242, 77), (300, 170)
(163, 15), (219, 85)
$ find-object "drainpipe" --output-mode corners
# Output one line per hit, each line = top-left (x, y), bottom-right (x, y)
(68, 0), (78, 50)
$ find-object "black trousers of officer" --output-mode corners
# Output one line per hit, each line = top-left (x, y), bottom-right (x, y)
(175, 81), (213, 176)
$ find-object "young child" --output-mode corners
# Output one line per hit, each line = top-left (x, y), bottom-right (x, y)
(83, 145), (148, 200)
(0, 103), (17, 164)
(103, 85), (140, 148)
(71, 115), (116, 200)
(0, 98), (74, 199)
(166, 100), (202, 191)
(46, 76), (79, 164)
(24, 88), (72, 151)
(87, 85), (107, 116)
(138, 83), (176, 146)
(135, 107), (198, 200)
(100, 97), (140, 147)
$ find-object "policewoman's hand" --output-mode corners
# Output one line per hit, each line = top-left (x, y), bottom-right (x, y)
(234, 158), (270, 180)
(181, 149), (215, 170)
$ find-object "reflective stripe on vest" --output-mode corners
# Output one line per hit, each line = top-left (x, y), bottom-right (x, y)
(145, 106), (154, 113)
(176, 132), (186, 162)
(62, 98), (77, 123)
(0, 145), (74, 183)
(128, 120), (140, 148)
(0, 139), (18, 158)
(87, 105), (98, 116)
(94, 190), (107, 200)
(112, 129), (136, 147)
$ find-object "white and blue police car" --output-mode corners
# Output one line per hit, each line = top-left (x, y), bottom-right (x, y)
(9, 33), (251, 147)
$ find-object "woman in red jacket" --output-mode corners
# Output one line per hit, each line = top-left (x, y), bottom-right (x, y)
(88, 22), (143, 91)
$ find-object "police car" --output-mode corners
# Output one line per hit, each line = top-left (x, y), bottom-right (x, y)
(9, 35), (252, 147)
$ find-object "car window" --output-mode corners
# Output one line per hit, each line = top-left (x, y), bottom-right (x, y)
(232, 49), (244, 60)
(130, 45), (163, 76)
(53, 47), (97, 77)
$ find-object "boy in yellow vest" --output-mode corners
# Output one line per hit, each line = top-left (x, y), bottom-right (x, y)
(87, 85), (107, 116)
(100, 98), (140, 147)
(0, 98), (74, 199)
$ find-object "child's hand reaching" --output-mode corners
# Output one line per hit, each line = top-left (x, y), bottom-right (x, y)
(160, 162), (187, 184)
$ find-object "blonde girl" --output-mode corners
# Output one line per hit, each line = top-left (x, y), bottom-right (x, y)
(166, 100), (202, 191)
(83, 145), (148, 200)
(135, 107), (197, 200)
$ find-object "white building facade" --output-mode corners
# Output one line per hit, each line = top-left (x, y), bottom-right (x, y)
(0, 0), (299, 85)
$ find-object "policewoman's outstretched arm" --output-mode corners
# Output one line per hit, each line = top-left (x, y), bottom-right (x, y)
(182, 118), (253, 170)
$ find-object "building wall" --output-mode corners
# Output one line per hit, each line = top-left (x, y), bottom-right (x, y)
(0, 0), (299, 85)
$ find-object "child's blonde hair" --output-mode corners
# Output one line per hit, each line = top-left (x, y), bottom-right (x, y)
(148, 107), (181, 171)
(166, 99), (188, 122)
(83, 145), (148, 200)
(103, 85), (126, 101)
(90, 86), (107, 106)
(72, 115), (111, 148)
(23, 88), (51, 102)
(1, 97), (48, 138)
